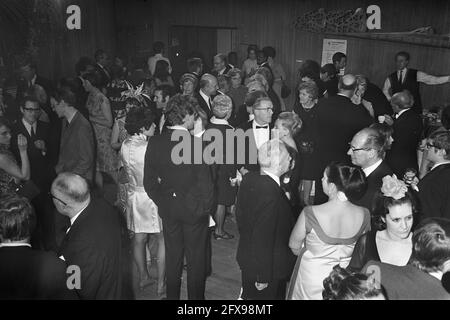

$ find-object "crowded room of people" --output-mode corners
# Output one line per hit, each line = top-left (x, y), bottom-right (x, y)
(1, 0), (450, 301)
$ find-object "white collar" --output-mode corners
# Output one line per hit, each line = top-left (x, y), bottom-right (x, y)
(396, 108), (410, 119)
(154, 53), (163, 58)
(363, 159), (383, 177)
(167, 125), (188, 131)
(249, 114), (255, 121)
(70, 201), (89, 226)
(199, 90), (210, 106)
(194, 130), (205, 138)
(337, 93), (350, 99)
(66, 110), (77, 124)
(262, 170), (280, 186)
(252, 119), (269, 129)
(97, 62), (105, 69)
(210, 117), (230, 126)
(0, 242), (31, 248)
(431, 161), (450, 171)
(398, 68), (407, 73)
(31, 74), (37, 86)
(22, 118), (36, 134)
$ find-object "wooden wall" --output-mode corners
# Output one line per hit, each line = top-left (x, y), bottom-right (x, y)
(150, 0), (450, 109)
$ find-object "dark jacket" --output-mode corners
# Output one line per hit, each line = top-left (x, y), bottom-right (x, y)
(57, 198), (122, 300)
(236, 172), (296, 282)
(418, 163), (450, 220)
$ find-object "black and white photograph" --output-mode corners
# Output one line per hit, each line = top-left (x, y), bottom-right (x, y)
(1, 0), (450, 303)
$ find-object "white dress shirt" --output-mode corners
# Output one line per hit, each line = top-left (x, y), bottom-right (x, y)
(395, 108), (410, 119)
(383, 68), (450, 100)
(252, 120), (270, 149)
(147, 53), (172, 76)
(430, 161), (450, 171)
(363, 159), (383, 177)
(66, 202), (89, 234)
(199, 90), (212, 111)
(22, 118), (37, 136)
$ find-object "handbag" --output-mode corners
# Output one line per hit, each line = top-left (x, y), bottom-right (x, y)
(15, 180), (41, 200)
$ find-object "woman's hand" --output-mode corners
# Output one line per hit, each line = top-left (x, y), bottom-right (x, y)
(17, 134), (28, 152)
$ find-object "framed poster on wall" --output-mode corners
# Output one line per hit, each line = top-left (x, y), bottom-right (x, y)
(321, 39), (347, 75)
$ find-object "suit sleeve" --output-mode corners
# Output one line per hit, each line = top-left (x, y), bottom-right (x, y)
(251, 193), (279, 283)
(72, 122), (95, 179)
(143, 138), (162, 207)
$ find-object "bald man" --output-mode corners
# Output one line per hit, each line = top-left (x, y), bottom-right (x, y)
(53, 172), (122, 299)
(314, 74), (374, 204)
(386, 90), (423, 177)
(236, 139), (296, 300)
(195, 73), (218, 119)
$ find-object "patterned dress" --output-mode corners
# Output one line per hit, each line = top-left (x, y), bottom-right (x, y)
(0, 144), (18, 196)
(86, 90), (119, 172)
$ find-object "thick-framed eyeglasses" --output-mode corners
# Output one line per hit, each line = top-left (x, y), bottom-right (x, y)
(23, 107), (41, 113)
(348, 143), (372, 152)
(48, 192), (68, 206)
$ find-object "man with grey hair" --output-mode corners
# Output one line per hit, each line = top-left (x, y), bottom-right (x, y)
(195, 73), (218, 119)
(348, 128), (393, 211)
(386, 90), (423, 177)
(53, 172), (122, 300)
(212, 53), (232, 78)
(314, 74), (373, 204)
(236, 139), (296, 299)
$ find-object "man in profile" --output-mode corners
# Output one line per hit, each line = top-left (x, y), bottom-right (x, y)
(53, 172), (122, 300)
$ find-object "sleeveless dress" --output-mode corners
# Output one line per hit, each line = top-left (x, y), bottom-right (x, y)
(120, 134), (161, 233)
(287, 206), (371, 300)
(115, 117), (130, 212)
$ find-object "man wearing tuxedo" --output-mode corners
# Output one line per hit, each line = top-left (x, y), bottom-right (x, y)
(10, 96), (56, 250)
(386, 91), (423, 177)
(348, 127), (393, 213)
(195, 73), (218, 120)
(211, 53), (232, 78)
(51, 86), (95, 184)
(53, 173), (122, 300)
(236, 139), (296, 300)
(314, 74), (373, 204)
(238, 97), (274, 174)
(94, 49), (111, 91)
(418, 131), (450, 220)
(383, 51), (450, 114)
(144, 94), (214, 300)
(0, 194), (77, 299)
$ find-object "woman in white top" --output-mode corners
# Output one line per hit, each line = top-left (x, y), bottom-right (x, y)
(241, 45), (259, 81)
(120, 107), (165, 296)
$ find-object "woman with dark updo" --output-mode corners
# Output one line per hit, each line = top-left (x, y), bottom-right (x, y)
(287, 162), (370, 300)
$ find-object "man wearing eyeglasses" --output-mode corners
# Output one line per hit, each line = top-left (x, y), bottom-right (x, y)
(418, 131), (450, 220)
(10, 96), (55, 250)
(385, 90), (423, 177)
(348, 128), (393, 212)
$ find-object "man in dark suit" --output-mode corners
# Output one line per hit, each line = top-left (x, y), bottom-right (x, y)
(0, 194), (77, 299)
(53, 173), (122, 300)
(51, 86), (95, 184)
(386, 90), (423, 177)
(144, 94), (214, 300)
(10, 96), (56, 250)
(348, 128), (393, 212)
(94, 49), (111, 91)
(418, 131), (450, 220)
(314, 74), (373, 204)
(211, 53), (232, 78)
(195, 73), (218, 120)
(236, 139), (296, 299)
(154, 84), (176, 135)
(237, 96), (274, 174)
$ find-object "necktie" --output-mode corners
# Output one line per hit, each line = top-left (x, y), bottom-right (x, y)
(208, 98), (212, 110)
(256, 125), (268, 129)
(30, 125), (36, 140)
(398, 70), (403, 83)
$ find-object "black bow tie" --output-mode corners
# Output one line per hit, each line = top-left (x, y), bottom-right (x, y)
(256, 125), (269, 129)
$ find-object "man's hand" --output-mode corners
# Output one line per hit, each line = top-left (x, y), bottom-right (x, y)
(34, 139), (46, 151)
(383, 114), (394, 126)
(255, 282), (268, 291)
(17, 134), (28, 152)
